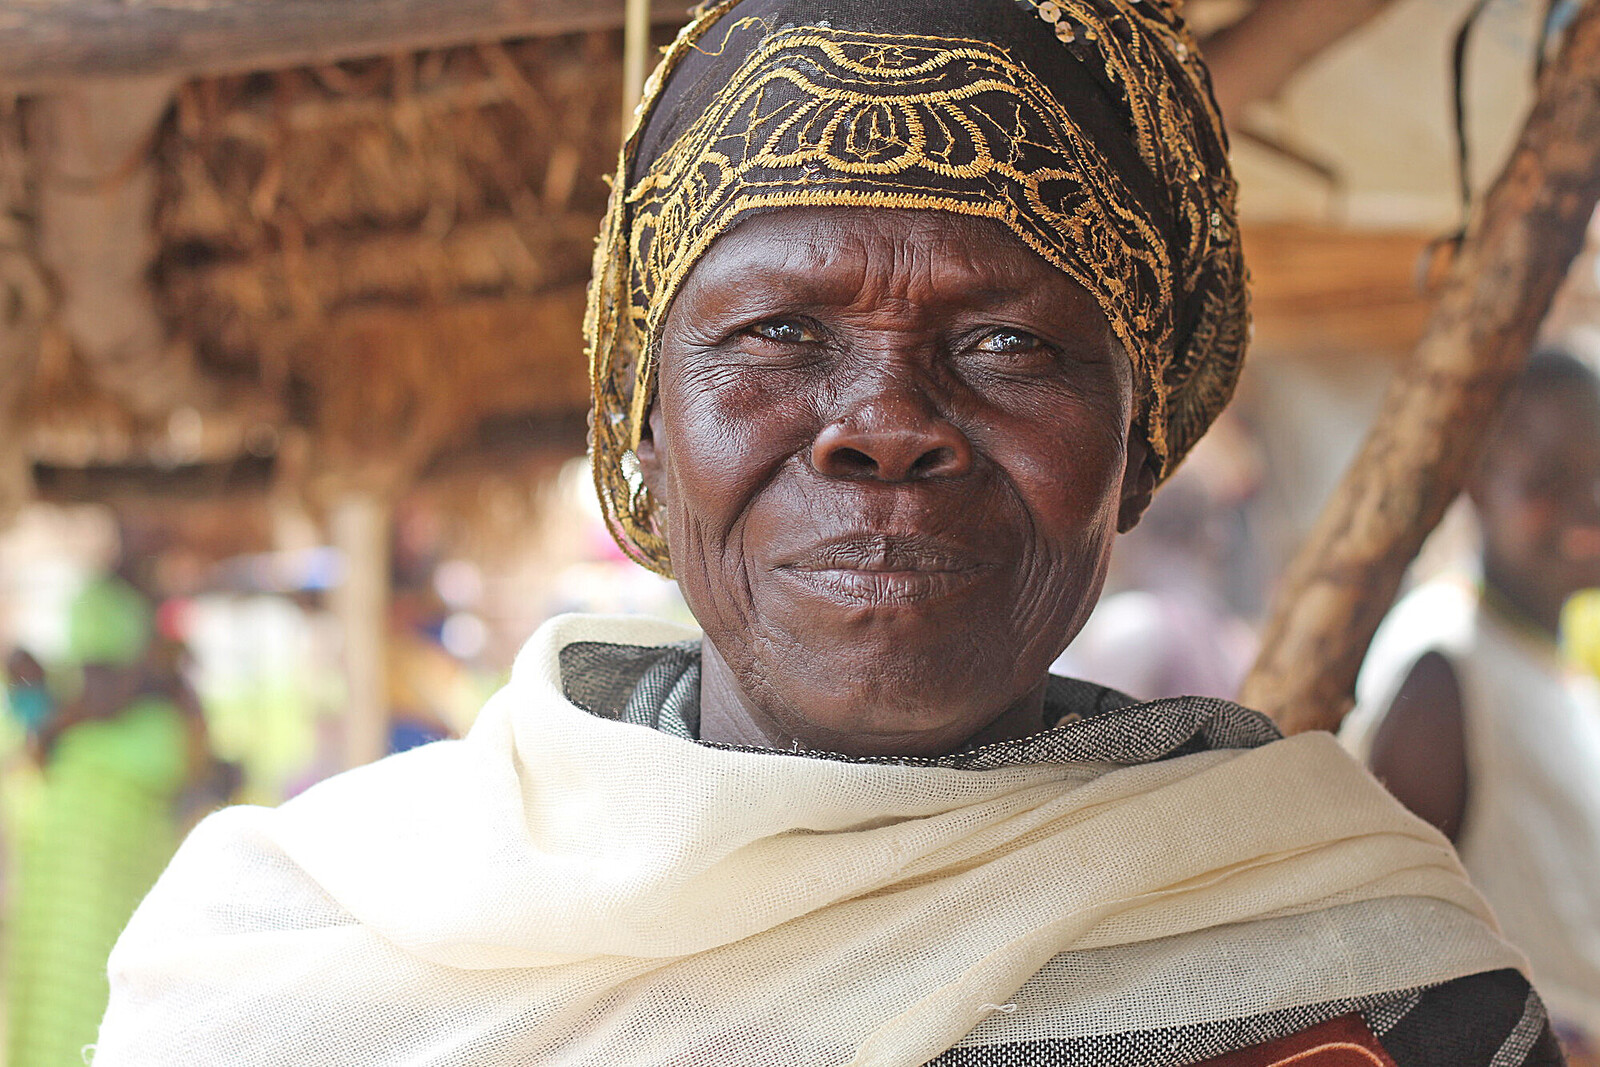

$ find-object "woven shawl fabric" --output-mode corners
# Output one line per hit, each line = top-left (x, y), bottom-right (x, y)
(94, 614), (1531, 1066)
(585, 0), (1249, 572)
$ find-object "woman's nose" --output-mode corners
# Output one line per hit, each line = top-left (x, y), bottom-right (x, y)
(810, 393), (974, 482)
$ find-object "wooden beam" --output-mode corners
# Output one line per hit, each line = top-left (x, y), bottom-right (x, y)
(418, 410), (587, 480)
(622, 0), (652, 129)
(1239, 1), (1600, 734)
(0, 398), (33, 524)
(1243, 224), (1435, 362)
(27, 411), (586, 503)
(170, 219), (599, 321)
(1203, 0), (1401, 123)
(31, 454), (276, 504)
(0, 0), (690, 90)
(297, 288), (592, 483)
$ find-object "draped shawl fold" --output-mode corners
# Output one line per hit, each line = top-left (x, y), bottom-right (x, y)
(95, 614), (1524, 1066)
(586, 0), (1249, 573)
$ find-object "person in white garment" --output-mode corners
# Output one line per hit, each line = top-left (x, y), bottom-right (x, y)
(1346, 348), (1600, 1061)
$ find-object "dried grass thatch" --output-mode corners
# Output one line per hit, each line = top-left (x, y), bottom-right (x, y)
(152, 32), (625, 486)
(0, 27), (628, 522)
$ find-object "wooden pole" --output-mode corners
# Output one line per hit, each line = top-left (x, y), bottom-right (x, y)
(0, 0), (690, 91)
(1203, 0), (1402, 123)
(1239, 1), (1600, 735)
(0, 391), (31, 527)
(33, 76), (185, 417)
(622, 0), (652, 132)
(0, 213), (48, 527)
(330, 490), (391, 769)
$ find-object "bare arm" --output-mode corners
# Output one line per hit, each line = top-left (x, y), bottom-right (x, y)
(1367, 651), (1469, 842)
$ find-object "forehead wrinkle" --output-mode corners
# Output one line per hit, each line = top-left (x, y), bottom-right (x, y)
(683, 222), (869, 309)
(697, 209), (1075, 319)
(866, 211), (1061, 303)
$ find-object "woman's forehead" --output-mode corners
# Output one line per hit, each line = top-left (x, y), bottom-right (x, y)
(685, 207), (1094, 304)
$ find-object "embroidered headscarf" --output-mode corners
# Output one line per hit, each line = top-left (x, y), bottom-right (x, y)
(586, 0), (1248, 574)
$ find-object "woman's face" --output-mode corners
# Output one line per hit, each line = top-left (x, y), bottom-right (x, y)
(638, 207), (1153, 756)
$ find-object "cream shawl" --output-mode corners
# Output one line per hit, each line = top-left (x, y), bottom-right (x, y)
(94, 614), (1522, 1066)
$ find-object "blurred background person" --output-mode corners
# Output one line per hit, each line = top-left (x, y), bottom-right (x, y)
(4, 649), (53, 764)
(1345, 349), (1600, 1063)
(5, 563), (209, 1067)
(382, 542), (474, 757)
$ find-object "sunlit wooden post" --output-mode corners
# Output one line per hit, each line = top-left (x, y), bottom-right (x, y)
(622, 0), (652, 130)
(330, 489), (392, 769)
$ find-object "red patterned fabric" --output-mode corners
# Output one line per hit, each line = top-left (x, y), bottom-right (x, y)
(1194, 1013), (1399, 1066)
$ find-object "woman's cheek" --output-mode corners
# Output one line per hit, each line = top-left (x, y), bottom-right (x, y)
(997, 427), (1126, 531)
(666, 378), (811, 526)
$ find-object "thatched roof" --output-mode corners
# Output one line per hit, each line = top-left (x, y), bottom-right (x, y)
(6, 24), (632, 522)
(152, 37), (616, 468)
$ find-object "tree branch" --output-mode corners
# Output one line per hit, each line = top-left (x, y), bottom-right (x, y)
(1203, 0), (1402, 122)
(1239, 0), (1600, 733)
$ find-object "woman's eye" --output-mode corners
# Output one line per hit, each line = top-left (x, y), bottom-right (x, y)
(747, 320), (817, 343)
(975, 329), (1046, 354)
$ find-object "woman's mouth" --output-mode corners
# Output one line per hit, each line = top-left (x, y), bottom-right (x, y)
(776, 534), (992, 605)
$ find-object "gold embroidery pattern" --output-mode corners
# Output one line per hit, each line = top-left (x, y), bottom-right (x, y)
(587, 0), (1246, 574)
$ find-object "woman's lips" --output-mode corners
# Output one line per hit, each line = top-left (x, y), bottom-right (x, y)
(775, 534), (992, 605)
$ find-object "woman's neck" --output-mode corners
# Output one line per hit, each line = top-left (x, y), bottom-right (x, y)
(695, 639), (1050, 757)
(697, 646), (793, 751)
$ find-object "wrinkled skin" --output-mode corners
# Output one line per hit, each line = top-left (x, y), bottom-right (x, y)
(637, 208), (1155, 758)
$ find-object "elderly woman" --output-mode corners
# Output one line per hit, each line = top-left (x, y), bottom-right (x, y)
(96, 1), (1559, 1063)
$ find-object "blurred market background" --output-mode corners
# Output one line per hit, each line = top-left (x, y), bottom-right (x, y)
(2, 0), (1600, 1060)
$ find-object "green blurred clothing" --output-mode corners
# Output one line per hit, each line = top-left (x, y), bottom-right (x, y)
(6, 695), (187, 1067)
(66, 576), (153, 669)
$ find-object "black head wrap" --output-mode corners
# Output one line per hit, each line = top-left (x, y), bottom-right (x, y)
(587, 0), (1247, 574)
